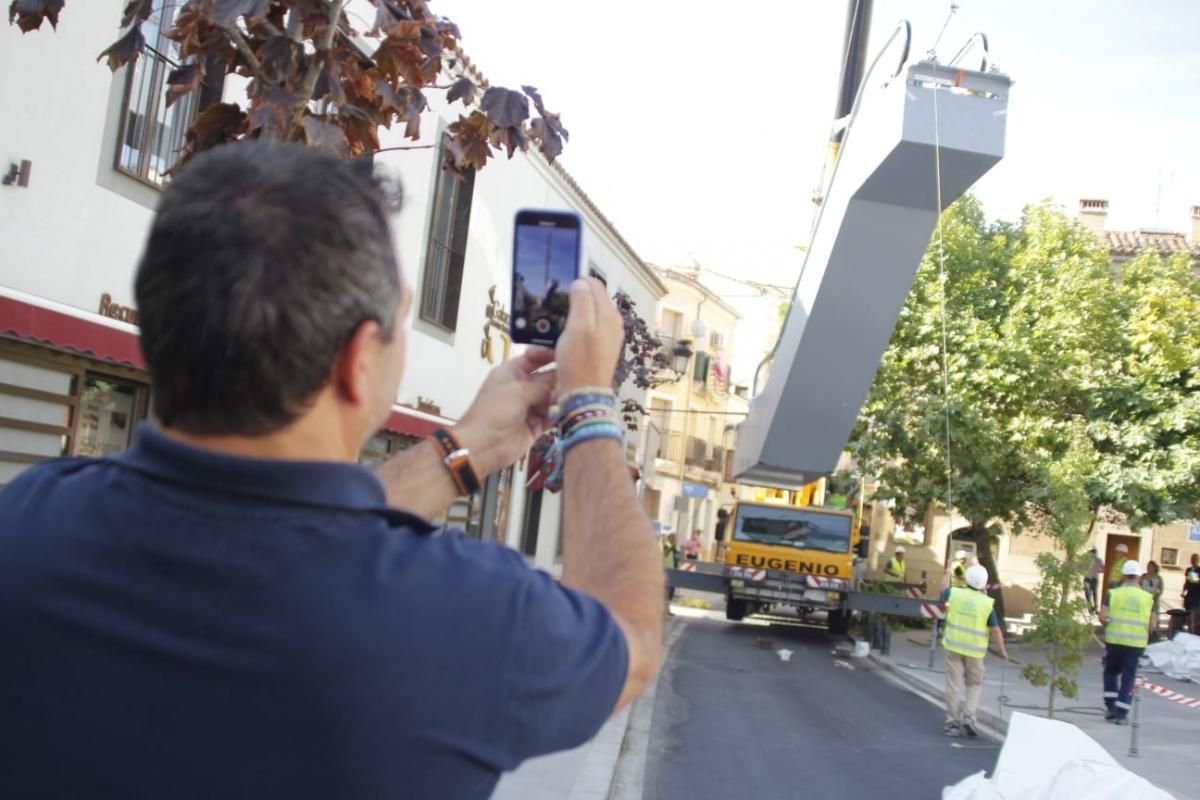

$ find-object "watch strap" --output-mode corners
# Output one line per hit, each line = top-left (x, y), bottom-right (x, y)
(431, 427), (482, 496)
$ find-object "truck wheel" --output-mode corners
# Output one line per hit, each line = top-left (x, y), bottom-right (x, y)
(827, 609), (851, 635)
(726, 597), (747, 622)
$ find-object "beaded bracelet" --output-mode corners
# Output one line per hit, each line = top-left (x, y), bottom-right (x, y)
(545, 421), (624, 492)
(552, 390), (618, 423)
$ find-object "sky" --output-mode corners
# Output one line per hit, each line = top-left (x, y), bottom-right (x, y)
(434, 0), (1200, 287)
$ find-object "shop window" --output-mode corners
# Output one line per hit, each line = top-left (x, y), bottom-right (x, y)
(75, 376), (139, 458)
(0, 357), (75, 486)
(419, 140), (475, 331)
(358, 431), (419, 467)
(521, 488), (543, 557)
(116, 6), (196, 187)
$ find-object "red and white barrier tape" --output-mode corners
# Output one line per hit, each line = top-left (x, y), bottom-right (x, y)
(921, 602), (946, 620)
(1137, 678), (1200, 710)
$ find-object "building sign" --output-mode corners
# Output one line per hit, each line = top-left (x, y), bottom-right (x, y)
(1189, 525), (1200, 543)
(480, 285), (512, 364)
(682, 482), (708, 498)
(98, 293), (139, 325)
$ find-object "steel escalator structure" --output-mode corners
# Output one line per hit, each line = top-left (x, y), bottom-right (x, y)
(733, 58), (1012, 487)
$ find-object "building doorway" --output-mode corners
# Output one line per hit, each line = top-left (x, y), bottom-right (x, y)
(1102, 533), (1141, 601)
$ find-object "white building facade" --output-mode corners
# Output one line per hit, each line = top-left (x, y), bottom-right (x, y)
(0, 0), (663, 570)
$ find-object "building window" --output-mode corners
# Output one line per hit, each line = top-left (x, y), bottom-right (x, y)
(116, 6), (196, 187)
(75, 376), (139, 458)
(0, 343), (149, 486)
(1161, 547), (1179, 567)
(420, 144), (476, 331)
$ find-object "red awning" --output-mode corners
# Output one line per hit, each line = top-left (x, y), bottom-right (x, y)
(0, 295), (144, 369)
(381, 409), (441, 439)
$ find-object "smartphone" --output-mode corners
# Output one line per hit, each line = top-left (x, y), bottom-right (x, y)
(510, 209), (582, 346)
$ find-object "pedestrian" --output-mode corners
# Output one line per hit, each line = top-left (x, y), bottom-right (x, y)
(884, 545), (907, 582)
(714, 507), (729, 562)
(662, 531), (680, 602)
(1084, 546), (1103, 613)
(942, 564), (1009, 737)
(1183, 553), (1200, 634)
(947, 549), (969, 589)
(685, 529), (703, 561)
(0, 143), (665, 799)
(1139, 561), (1164, 640)
(1100, 560), (1154, 724)
(1107, 542), (1130, 588)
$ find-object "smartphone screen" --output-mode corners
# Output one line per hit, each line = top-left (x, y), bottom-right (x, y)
(510, 209), (582, 346)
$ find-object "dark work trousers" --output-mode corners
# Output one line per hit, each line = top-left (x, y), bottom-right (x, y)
(1103, 643), (1143, 719)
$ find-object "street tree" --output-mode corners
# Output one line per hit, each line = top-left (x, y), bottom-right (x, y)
(9, 0), (569, 172)
(1019, 423), (1099, 718)
(849, 198), (1119, 622)
(851, 197), (1200, 623)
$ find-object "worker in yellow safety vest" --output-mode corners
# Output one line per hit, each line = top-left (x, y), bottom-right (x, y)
(884, 546), (906, 582)
(1107, 542), (1130, 588)
(948, 550), (969, 589)
(1100, 559), (1153, 725)
(941, 564), (1008, 738)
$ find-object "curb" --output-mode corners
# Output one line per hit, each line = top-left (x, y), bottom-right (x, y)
(866, 651), (1010, 738)
(607, 615), (688, 800)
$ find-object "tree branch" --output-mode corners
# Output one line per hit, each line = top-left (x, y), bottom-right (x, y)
(223, 24), (266, 82)
(374, 145), (438, 153)
(288, 0), (346, 131)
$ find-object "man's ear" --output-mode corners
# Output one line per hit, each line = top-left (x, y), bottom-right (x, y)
(332, 320), (383, 407)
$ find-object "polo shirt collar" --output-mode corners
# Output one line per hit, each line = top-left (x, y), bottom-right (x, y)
(115, 424), (433, 528)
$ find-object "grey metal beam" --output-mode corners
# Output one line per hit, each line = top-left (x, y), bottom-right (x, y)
(733, 61), (1011, 487)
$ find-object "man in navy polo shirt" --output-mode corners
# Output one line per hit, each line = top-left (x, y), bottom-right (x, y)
(0, 142), (664, 798)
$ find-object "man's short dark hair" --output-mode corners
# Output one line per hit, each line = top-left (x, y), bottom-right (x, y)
(135, 142), (402, 436)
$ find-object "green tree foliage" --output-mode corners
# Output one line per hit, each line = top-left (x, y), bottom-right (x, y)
(1019, 424), (1098, 717)
(850, 196), (1200, 622)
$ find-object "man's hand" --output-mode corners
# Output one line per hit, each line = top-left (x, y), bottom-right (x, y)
(455, 347), (557, 477)
(555, 278), (625, 393)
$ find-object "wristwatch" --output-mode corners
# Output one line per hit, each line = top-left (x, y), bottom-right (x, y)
(430, 427), (481, 496)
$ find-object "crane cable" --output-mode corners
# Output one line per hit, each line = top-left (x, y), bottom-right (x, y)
(932, 75), (954, 526)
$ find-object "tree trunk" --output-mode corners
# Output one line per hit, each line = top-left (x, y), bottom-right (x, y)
(954, 524), (1007, 625)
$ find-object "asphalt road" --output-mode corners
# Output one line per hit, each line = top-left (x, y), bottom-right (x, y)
(643, 614), (999, 799)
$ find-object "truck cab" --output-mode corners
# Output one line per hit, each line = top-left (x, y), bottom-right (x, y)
(721, 486), (862, 633)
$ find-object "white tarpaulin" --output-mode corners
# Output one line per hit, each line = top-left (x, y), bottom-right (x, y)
(942, 712), (1174, 800)
(1146, 632), (1200, 683)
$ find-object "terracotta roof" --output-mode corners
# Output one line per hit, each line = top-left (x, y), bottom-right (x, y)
(650, 266), (743, 320)
(1106, 230), (1200, 261)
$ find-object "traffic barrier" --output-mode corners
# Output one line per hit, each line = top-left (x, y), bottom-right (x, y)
(920, 602), (946, 620)
(680, 563), (696, 573)
(907, 586), (925, 599)
(1136, 678), (1200, 710)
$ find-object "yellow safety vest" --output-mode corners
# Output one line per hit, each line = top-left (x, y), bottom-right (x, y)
(1105, 585), (1153, 649)
(951, 563), (967, 588)
(1108, 557), (1128, 587)
(886, 558), (906, 582)
(944, 587), (994, 659)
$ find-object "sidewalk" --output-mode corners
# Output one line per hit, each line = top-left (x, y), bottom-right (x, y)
(869, 629), (1199, 800)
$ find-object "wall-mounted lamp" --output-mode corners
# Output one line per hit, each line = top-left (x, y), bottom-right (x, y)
(670, 340), (694, 378)
(2, 160), (32, 188)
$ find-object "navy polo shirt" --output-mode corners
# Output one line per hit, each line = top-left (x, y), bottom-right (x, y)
(0, 425), (627, 799)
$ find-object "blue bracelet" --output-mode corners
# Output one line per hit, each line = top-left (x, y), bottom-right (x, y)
(545, 422), (624, 491)
(558, 393), (617, 418)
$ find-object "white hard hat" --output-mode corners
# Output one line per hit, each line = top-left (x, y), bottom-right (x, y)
(965, 564), (989, 590)
(894, 546), (906, 554)
(1122, 560), (1142, 577)
(1115, 543), (1128, 553)
(954, 549), (967, 560)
